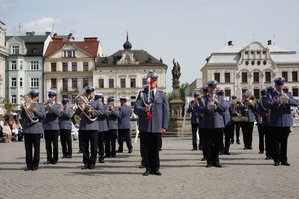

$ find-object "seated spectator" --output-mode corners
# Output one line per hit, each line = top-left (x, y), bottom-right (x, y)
(3, 122), (12, 143)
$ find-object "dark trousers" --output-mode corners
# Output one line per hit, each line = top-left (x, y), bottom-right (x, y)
(44, 130), (59, 163)
(231, 122), (241, 143)
(104, 130), (117, 157)
(78, 130), (83, 153)
(191, 123), (200, 150)
(117, 129), (133, 152)
(241, 122), (254, 149)
(271, 127), (290, 164)
(142, 132), (161, 171)
(24, 133), (41, 169)
(257, 124), (265, 153)
(81, 130), (98, 166)
(60, 129), (72, 157)
(98, 131), (106, 159)
(222, 124), (233, 152)
(140, 132), (146, 166)
(264, 126), (273, 158)
(202, 128), (223, 165)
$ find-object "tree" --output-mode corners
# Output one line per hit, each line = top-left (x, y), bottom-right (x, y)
(179, 82), (189, 104)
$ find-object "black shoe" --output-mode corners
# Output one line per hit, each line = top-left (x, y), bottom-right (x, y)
(273, 162), (279, 166)
(223, 152), (231, 155)
(116, 150), (123, 153)
(281, 162), (290, 166)
(214, 163), (222, 168)
(248, 147), (253, 150)
(201, 157), (206, 161)
(62, 155), (67, 159)
(111, 154), (116, 158)
(206, 164), (212, 168)
(192, 148), (197, 151)
(153, 169), (162, 176)
(81, 164), (89, 170)
(128, 148), (133, 153)
(99, 158), (105, 163)
(24, 167), (31, 171)
(231, 140), (234, 144)
(143, 169), (150, 176)
(44, 160), (52, 165)
(32, 167), (38, 171)
(237, 141), (240, 144)
(258, 151), (263, 154)
(104, 155), (111, 158)
(77, 150), (82, 154)
(51, 161), (58, 165)
(89, 164), (95, 170)
(265, 156), (271, 160)
(67, 155), (72, 159)
(139, 164), (145, 169)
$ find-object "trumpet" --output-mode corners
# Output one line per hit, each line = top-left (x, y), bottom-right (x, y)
(74, 93), (97, 122)
(108, 103), (114, 112)
(244, 95), (256, 104)
(21, 94), (39, 123)
(208, 93), (218, 111)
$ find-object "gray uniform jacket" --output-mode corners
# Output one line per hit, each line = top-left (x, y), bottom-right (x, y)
(43, 102), (62, 130)
(76, 100), (104, 131)
(223, 100), (232, 126)
(59, 106), (75, 130)
(20, 103), (46, 134)
(198, 94), (225, 129)
(134, 90), (169, 133)
(238, 102), (256, 122)
(187, 99), (200, 124)
(107, 108), (120, 130)
(268, 91), (298, 127)
(118, 104), (132, 130)
(97, 103), (109, 132)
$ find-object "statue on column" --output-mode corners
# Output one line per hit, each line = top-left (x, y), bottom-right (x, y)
(172, 59), (181, 100)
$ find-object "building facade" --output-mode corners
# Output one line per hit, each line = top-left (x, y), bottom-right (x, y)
(5, 32), (51, 110)
(201, 41), (299, 99)
(44, 34), (103, 103)
(0, 21), (8, 104)
(94, 35), (168, 107)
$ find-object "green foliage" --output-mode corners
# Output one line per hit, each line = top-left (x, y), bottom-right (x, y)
(4, 102), (13, 115)
(179, 82), (189, 104)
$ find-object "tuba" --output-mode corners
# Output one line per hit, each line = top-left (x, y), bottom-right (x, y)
(21, 94), (39, 123)
(74, 92), (98, 122)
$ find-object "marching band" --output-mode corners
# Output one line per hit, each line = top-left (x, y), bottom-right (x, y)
(20, 74), (298, 173)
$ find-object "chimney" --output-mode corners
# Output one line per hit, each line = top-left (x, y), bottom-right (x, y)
(228, 41), (233, 46)
(45, 32), (51, 35)
(267, 40), (272, 45)
(26, 31), (35, 36)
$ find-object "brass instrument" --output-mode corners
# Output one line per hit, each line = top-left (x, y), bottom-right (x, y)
(244, 95), (256, 104)
(21, 94), (39, 123)
(74, 93), (97, 122)
(108, 103), (114, 112)
(278, 92), (289, 105)
(208, 93), (217, 111)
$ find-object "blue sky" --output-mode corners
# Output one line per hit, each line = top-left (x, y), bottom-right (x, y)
(1, 0), (299, 91)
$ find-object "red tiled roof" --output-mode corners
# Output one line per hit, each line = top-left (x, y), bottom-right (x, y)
(44, 37), (99, 57)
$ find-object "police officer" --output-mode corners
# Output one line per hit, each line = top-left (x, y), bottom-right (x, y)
(76, 86), (103, 170)
(94, 93), (108, 163)
(268, 77), (298, 166)
(117, 96), (133, 153)
(187, 92), (201, 151)
(231, 96), (241, 144)
(105, 97), (119, 158)
(198, 80), (225, 167)
(59, 98), (74, 159)
(134, 72), (169, 176)
(43, 91), (62, 164)
(20, 90), (46, 171)
(239, 90), (256, 150)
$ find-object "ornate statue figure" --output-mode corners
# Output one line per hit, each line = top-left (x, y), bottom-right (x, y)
(172, 59), (181, 100)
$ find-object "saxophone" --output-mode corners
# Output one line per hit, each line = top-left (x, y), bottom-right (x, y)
(21, 94), (39, 123)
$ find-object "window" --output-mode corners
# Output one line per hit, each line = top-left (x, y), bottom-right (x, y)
(51, 79), (57, 88)
(31, 78), (39, 87)
(11, 78), (17, 87)
(292, 71), (298, 82)
(51, 63), (57, 72)
(20, 61), (23, 70)
(224, 73), (230, 83)
(11, 95), (17, 104)
(72, 62), (77, 71)
(30, 61), (39, 70)
(120, 78), (126, 88)
(282, 71), (288, 82)
(83, 62), (89, 71)
(63, 78), (68, 91)
(72, 95), (76, 104)
(83, 78), (89, 88)
(12, 46), (19, 54)
(224, 89), (231, 97)
(63, 62), (68, 72)
(109, 79), (114, 88)
(20, 78), (23, 87)
(130, 78), (136, 88)
(241, 72), (248, 83)
(265, 72), (271, 82)
(142, 78), (147, 86)
(63, 50), (75, 57)
(214, 73), (220, 83)
(253, 72), (259, 83)
(11, 61), (17, 70)
(99, 79), (104, 88)
(72, 78), (77, 88)
(131, 96), (136, 107)
(283, 88), (288, 93)
(254, 89), (260, 99)
(293, 88), (298, 97)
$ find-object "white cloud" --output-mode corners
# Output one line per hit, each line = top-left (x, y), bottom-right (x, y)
(22, 17), (62, 34)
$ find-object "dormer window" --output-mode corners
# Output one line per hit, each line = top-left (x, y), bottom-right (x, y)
(12, 45), (20, 54)
(63, 50), (75, 58)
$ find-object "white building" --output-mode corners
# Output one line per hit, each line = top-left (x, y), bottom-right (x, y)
(0, 21), (8, 103)
(94, 35), (168, 107)
(5, 32), (51, 110)
(201, 41), (299, 98)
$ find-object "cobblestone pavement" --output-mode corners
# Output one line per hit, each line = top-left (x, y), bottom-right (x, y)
(1, 126), (299, 199)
